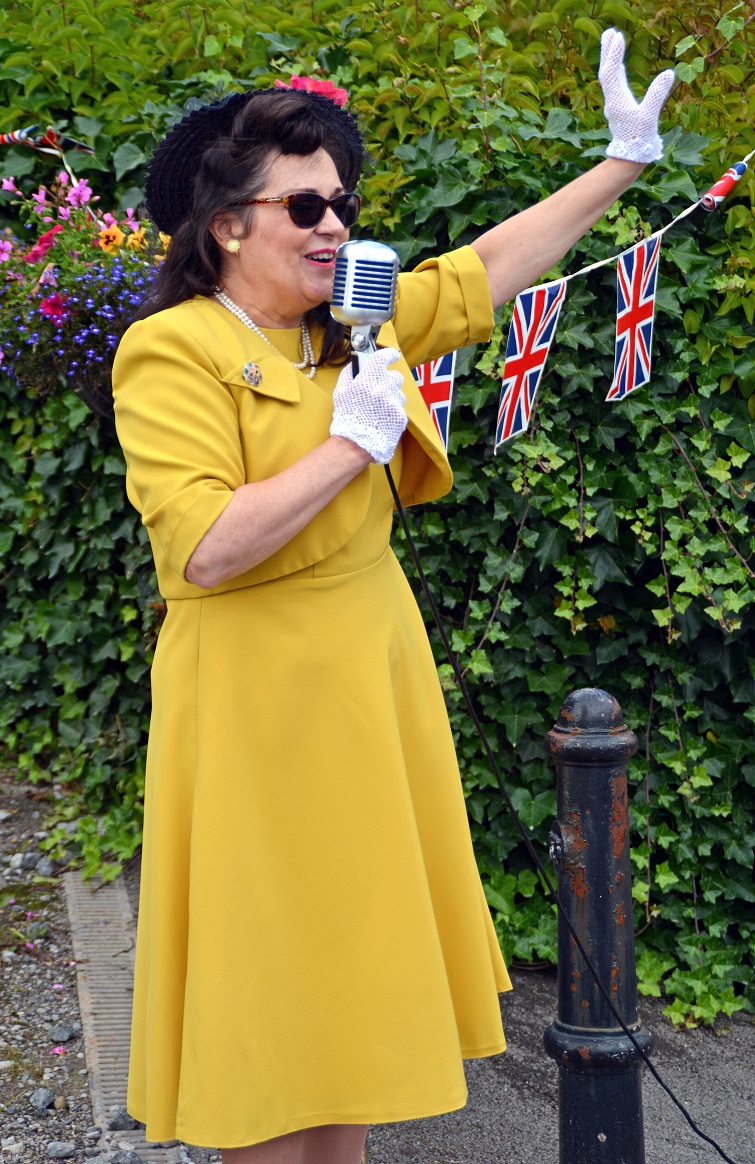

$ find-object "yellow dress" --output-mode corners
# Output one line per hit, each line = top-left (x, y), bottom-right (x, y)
(112, 245), (511, 1149)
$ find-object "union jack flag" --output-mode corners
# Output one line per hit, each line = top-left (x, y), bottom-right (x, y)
(607, 236), (661, 403)
(412, 351), (456, 451)
(700, 161), (748, 211)
(495, 281), (567, 447)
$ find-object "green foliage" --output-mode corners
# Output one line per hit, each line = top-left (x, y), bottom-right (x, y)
(0, 387), (154, 871)
(0, 0), (753, 1024)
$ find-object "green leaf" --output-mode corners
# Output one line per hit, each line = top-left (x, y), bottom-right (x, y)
(488, 28), (508, 47)
(674, 35), (698, 56)
(112, 142), (146, 181)
(508, 786), (557, 830)
(533, 523), (568, 568)
(675, 57), (706, 83)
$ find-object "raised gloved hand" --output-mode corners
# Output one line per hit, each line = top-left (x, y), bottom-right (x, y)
(599, 28), (675, 164)
(329, 346), (407, 465)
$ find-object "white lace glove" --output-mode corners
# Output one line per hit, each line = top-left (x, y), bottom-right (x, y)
(330, 346), (407, 465)
(599, 28), (675, 164)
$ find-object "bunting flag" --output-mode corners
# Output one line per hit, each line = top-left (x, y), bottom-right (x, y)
(412, 351), (456, 451)
(0, 125), (94, 156)
(700, 161), (748, 211)
(495, 280), (567, 447)
(606, 236), (661, 403)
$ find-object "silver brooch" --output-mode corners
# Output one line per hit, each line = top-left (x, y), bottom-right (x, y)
(243, 361), (262, 387)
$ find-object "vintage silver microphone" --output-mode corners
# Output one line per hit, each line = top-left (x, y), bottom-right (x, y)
(330, 239), (400, 373)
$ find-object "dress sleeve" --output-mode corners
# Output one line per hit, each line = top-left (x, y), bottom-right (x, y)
(391, 245), (495, 370)
(112, 312), (243, 581)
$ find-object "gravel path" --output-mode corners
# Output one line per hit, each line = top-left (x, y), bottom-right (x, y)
(0, 777), (101, 1162)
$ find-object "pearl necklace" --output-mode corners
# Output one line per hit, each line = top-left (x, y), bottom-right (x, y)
(214, 289), (317, 379)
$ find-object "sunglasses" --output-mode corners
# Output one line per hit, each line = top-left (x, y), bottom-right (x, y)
(237, 191), (362, 229)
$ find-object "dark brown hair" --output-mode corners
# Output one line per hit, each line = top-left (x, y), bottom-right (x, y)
(136, 90), (364, 366)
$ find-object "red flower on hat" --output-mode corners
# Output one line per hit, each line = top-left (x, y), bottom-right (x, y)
(275, 75), (348, 107)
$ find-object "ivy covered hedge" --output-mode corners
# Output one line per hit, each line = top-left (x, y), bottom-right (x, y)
(0, 0), (753, 1024)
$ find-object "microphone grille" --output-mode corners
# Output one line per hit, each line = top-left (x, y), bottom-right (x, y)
(331, 240), (399, 326)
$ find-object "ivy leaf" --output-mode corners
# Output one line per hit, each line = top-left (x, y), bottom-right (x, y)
(527, 663), (571, 696)
(113, 142), (146, 181)
(501, 704), (536, 746)
(533, 523), (568, 567)
(723, 414), (755, 454)
(661, 128), (709, 168)
(655, 861), (681, 891)
(508, 786), (557, 830)
(541, 107), (582, 147)
(584, 546), (631, 587)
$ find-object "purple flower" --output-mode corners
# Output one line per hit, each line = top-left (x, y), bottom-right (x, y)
(0, 240), (12, 263)
(1, 177), (17, 193)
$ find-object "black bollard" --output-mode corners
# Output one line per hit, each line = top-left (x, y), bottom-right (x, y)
(543, 688), (654, 1164)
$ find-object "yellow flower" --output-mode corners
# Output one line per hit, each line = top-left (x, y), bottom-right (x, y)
(99, 224), (125, 253)
(125, 228), (147, 251)
(158, 232), (171, 251)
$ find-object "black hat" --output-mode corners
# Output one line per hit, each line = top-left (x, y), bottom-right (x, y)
(145, 87), (365, 235)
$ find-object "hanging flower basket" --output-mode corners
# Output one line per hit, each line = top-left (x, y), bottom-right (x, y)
(0, 172), (169, 419)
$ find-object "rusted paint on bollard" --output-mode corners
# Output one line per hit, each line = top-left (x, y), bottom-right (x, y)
(610, 773), (629, 859)
(543, 688), (654, 1164)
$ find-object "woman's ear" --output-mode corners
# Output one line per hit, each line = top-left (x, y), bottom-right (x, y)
(209, 211), (244, 250)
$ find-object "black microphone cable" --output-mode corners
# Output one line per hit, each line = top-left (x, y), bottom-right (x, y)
(384, 463), (741, 1164)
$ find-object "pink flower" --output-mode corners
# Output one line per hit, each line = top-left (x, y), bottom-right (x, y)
(31, 186), (48, 209)
(0, 348), (4, 364)
(66, 178), (92, 207)
(275, 75), (349, 107)
(26, 942), (35, 951)
(50, 1046), (66, 1056)
(0, 240), (12, 262)
(1, 177), (18, 193)
(23, 224), (63, 263)
(39, 291), (68, 326)
(124, 207), (139, 231)
(59, 207), (71, 221)
(52, 983), (64, 990)
(102, 211), (117, 227)
(57, 171), (69, 186)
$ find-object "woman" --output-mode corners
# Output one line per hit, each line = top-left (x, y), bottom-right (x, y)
(112, 29), (673, 1164)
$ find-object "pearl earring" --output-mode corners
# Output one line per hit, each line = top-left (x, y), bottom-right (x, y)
(226, 238), (241, 255)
